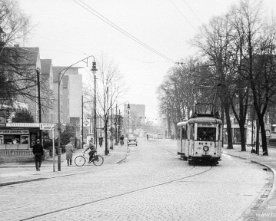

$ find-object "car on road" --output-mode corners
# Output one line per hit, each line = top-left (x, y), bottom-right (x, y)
(127, 135), (138, 146)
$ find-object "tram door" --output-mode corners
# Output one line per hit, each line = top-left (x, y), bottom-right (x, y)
(181, 125), (187, 155)
(187, 123), (195, 157)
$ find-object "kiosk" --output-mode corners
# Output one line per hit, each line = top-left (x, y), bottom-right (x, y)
(0, 123), (41, 162)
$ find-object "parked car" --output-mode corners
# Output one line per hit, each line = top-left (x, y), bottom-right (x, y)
(128, 135), (137, 146)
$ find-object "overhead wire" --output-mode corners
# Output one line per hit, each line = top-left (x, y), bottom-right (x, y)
(73, 0), (175, 63)
(181, 0), (203, 24)
(168, 0), (197, 31)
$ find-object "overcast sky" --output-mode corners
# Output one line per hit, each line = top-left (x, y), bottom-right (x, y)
(18, 0), (276, 121)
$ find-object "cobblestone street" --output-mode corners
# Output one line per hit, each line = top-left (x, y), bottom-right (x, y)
(0, 139), (271, 220)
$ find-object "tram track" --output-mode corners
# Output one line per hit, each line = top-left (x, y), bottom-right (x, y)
(20, 165), (214, 221)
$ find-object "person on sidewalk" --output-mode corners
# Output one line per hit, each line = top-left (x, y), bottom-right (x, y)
(32, 139), (44, 171)
(99, 135), (103, 147)
(65, 137), (75, 166)
(84, 138), (96, 163)
(120, 134), (124, 146)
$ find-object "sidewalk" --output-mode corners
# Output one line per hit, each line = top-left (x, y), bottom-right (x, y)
(223, 146), (276, 221)
(0, 144), (127, 187)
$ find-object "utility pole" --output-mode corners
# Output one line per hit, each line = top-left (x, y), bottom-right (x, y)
(115, 104), (118, 145)
(81, 95), (84, 148)
(118, 109), (121, 139)
(36, 68), (42, 142)
(128, 103), (130, 138)
(92, 61), (97, 148)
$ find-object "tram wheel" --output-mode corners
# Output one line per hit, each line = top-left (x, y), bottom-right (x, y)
(211, 160), (219, 166)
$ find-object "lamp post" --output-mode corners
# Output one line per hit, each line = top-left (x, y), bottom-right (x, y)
(57, 55), (96, 171)
(92, 61), (98, 147)
(127, 103), (130, 153)
(36, 68), (42, 142)
(127, 103), (130, 138)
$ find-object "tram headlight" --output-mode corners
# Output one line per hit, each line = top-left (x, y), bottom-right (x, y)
(203, 146), (209, 152)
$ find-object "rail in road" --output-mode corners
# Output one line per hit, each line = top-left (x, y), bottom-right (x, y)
(20, 166), (214, 221)
(19, 139), (215, 221)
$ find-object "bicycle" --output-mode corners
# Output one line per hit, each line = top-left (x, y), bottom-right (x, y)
(74, 152), (104, 167)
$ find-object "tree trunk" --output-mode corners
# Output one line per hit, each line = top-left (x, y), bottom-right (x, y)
(174, 121), (178, 139)
(258, 114), (268, 155)
(256, 120), (260, 155)
(224, 103), (233, 149)
(104, 120), (109, 155)
(239, 122), (246, 151)
(167, 114), (172, 139)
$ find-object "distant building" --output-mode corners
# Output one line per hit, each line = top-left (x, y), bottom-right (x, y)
(124, 104), (145, 135)
(52, 66), (82, 139)
(40, 59), (54, 123)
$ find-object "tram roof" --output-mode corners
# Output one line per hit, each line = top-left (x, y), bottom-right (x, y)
(177, 117), (222, 126)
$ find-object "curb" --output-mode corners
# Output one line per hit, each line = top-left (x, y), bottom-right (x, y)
(0, 152), (127, 187)
(224, 152), (276, 220)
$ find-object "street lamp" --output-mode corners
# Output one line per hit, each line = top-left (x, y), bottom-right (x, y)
(127, 103), (130, 138)
(57, 55), (96, 171)
(127, 103), (130, 153)
(92, 61), (98, 148)
(36, 68), (42, 142)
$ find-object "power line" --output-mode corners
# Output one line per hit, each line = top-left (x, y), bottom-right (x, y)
(168, 0), (197, 31)
(181, 0), (203, 24)
(73, 0), (175, 63)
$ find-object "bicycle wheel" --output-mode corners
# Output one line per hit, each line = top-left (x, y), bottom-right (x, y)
(74, 155), (86, 166)
(92, 155), (104, 166)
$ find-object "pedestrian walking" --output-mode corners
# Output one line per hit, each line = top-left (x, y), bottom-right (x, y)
(32, 139), (44, 171)
(99, 135), (103, 147)
(65, 137), (75, 166)
(119, 134), (124, 146)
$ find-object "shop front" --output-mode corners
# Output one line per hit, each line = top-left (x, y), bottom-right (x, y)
(0, 123), (41, 162)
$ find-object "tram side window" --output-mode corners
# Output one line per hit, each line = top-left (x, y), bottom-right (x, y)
(197, 127), (216, 141)
(0, 135), (3, 144)
(182, 126), (187, 139)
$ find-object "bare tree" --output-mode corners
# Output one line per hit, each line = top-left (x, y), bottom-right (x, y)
(0, 47), (39, 104)
(233, 0), (276, 155)
(0, 0), (29, 50)
(194, 14), (235, 149)
(158, 58), (215, 138)
(96, 57), (123, 155)
(0, 0), (40, 118)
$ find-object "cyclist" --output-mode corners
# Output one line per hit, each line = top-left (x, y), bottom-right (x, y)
(84, 138), (97, 163)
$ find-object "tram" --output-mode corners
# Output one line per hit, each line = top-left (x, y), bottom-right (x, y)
(177, 104), (223, 165)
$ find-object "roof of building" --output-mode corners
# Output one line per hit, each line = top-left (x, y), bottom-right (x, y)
(0, 47), (39, 67)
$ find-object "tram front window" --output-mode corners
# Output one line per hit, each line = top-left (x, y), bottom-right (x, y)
(197, 127), (216, 141)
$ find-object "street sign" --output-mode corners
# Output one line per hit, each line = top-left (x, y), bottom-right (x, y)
(83, 119), (90, 127)
(40, 123), (55, 130)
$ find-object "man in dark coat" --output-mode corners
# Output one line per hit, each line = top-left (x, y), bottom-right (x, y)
(99, 135), (103, 147)
(32, 139), (44, 171)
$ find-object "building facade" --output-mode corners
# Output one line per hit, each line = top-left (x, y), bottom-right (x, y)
(123, 104), (146, 136)
(53, 66), (82, 139)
